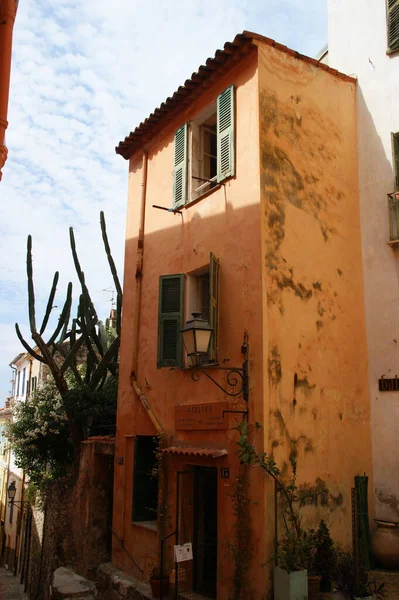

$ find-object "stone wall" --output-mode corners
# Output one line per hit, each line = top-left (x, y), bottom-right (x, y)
(25, 437), (114, 599)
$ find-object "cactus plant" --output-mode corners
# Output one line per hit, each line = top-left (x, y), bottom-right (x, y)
(15, 212), (122, 450)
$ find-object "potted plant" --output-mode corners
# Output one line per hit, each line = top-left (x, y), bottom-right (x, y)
(274, 530), (308, 600)
(275, 527), (324, 600)
(301, 528), (322, 600)
(333, 551), (386, 600)
(149, 566), (169, 599)
(313, 520), (336, 599)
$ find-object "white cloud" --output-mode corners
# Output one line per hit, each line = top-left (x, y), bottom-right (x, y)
(0, 0), (327, 400)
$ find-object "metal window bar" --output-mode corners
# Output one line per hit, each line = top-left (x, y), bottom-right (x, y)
(194, 175), (218, 194)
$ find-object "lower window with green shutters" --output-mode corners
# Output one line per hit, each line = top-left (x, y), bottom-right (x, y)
(132, 436), (158, 523)
(157, 254), (219, 368)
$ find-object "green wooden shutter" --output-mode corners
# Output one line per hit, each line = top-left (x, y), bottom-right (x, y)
(217, 85), (235, 182)
(158, 274), (185, 368)
(388, 0), (399, 51)
(173, 124), (188, 208)
(393, 132), (399, 190)
(209, 253), (220, 362)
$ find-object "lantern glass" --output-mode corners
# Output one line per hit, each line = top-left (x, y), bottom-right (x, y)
(195, 329), (212, 354)
(181, 312), (213, 366)
(7, 481), (16, 501)
(181, 327), (196, 356)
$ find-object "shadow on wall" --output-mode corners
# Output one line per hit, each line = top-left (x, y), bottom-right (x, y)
(356, 83), (399, 522)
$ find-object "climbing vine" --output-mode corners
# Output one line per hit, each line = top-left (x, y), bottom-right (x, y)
(228, 464), (252, 600)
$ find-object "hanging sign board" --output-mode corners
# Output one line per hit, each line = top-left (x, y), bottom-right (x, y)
(174, 542), (193, 563)
(175, 402), (228, 430)
(379, 376), (399, 391)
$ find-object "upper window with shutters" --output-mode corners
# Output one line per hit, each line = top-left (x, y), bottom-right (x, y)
(173, 85), (235, 209)
(387, 0), (399, 53)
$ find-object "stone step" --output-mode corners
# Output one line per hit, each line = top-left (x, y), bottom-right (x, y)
(178, 593), (215, 600)
(51, 567), (96, 599)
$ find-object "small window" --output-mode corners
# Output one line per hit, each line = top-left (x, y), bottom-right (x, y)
(21, 368), (26, 396)
(16, 371), (20, 397)
(186, 253), (220, 364)
(191, 105), (218, 200)
(158, 254), (219, 367)
(173, 85), (235, 208)
(387, 0), (399, 53)
(132, 436), (158, 523)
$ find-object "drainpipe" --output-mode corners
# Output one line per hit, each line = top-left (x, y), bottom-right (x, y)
(131, 150), (148, 377)
(0, 0), (18, 181)
(129, 150), (163, 434)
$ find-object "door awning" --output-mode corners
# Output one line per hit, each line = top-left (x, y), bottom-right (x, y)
(161, 446), (228, 458)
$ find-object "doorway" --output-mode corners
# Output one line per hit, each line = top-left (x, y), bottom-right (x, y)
(176, 466), (218, 599)
(193, 466), (217, 598)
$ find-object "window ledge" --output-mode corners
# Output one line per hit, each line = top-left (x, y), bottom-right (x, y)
(185, 184), (222, 209)
(387, 46), (399, 56)
(183, 362), (219, 370)
(132, 520), (158, 532)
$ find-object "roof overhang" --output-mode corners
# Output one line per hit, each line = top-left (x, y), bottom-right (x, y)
(161, 446), (227, 458)
(116, 31), (355, 161)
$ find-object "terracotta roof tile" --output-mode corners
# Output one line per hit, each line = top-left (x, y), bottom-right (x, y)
(84, 435), (115, 444)
(161, 446), (227, 458)
(116, 30), (354, 160)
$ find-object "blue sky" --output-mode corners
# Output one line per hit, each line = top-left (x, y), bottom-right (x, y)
(0, 0), (327, 401)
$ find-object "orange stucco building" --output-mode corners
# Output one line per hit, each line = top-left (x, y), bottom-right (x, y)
(114, 31), (373, 599)
(0, 0), (18, 181)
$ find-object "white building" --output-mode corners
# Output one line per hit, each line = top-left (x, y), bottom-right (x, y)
(10, 352), (41, 402)
(0, 351), (43, 569)
(325, 0), (399, 521)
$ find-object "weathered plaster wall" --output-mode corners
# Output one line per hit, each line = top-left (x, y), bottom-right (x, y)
(328, 0), (399, 522)
(114, 51), (267, 599)
(257, 40), (373, 546)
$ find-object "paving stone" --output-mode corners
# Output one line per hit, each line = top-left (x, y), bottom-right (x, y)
(0, 567), (27, 600)
(370, 569), (399, 599)
(51, 568), (96, 599)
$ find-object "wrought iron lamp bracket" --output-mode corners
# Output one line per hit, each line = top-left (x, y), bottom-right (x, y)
(190, 361), (248, 402)
(8, 499), (30, 510)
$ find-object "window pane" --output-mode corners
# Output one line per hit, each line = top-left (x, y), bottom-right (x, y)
(132, 436), (158, 522)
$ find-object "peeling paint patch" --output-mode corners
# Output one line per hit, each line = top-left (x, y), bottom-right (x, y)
(377, 490), (399, 515)
(268, 346), (282, 385)
(296, 376), (316, 391)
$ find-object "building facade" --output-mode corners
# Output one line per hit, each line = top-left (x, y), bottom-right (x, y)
(0, 0), (18, 181)
(0, 351), (42, 571)
(114, 31), (373, 599)
(326, 0), (399, 523)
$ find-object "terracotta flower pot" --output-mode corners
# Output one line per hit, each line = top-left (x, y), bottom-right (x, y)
(308, 575), (322, 600)
(149, 577), (169, 598)
(372, 519), (399, 569)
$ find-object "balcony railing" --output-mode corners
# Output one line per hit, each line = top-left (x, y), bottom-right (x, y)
(388, 192), (399, 245)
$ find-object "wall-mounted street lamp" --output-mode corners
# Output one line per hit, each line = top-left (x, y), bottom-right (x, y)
(7, 481), (29, 509)
(181, 313), (249, 402)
